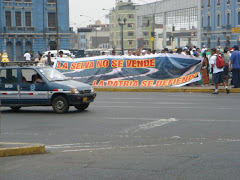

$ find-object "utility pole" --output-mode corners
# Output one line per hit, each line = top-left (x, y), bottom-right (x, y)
(118, 18), (127, 55)
(56, 0), (59, 55)
(171, 25), (175, 50)
(43, 0), (46, 51)
(152, 14), (155, 50)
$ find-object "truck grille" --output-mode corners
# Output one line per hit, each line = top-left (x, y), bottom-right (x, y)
(79, 90), (91, 94)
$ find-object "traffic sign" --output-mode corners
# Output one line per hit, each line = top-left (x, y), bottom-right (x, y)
(232, 27), (240, 33)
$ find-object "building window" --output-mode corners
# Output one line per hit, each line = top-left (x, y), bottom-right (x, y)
(238, 11), (240, 25)
(227, 0), (231, 4)
(128, 14), (134, 19)
(208, 0), (211, 7)
(24, 0), (32, 2)
(15, 12), (22, 27)
(25, 12), (31, 27)
(201, 0), (204, 8)
(128, 23), (134, 28)
(202, 16), (204, 28)
(48, 12), (56, 27)
(15, 0), (22, 2)
(128, 41), (133, 45)
(5, 11), (12, 27)
(227, 13), (230, 26)
(128, 31), (134, 36)
(217, 0), (220, 6)
(81, 34), (85, 39)
(217, 14), (220, 27)
(143, 32), (149, 36)
(208, 15), (211, 27)
(48, 0), (56, 3)
(143, 41), (148, 46)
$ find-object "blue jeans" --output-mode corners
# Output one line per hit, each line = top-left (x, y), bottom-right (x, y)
(232, 69), (240, 87)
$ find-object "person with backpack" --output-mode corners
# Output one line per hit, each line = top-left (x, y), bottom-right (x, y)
(230, 45), (240, 88)
(209, 48), (229, 94)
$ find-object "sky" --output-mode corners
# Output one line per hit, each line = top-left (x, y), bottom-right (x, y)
(69, 0), (159, 30)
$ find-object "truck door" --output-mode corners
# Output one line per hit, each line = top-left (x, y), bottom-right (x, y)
(20, 68), (49, 105)
(0, 68), (21, 105)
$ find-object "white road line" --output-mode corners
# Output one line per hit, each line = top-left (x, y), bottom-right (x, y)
(60, 144), (160, 153)
(47, 138), (240, 153)
(46, 142), (111, 149)
(122, 118), (177, 134)
(72, 117), (240, 122)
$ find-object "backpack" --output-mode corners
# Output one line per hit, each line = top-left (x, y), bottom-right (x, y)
(216, 55), (225, 69)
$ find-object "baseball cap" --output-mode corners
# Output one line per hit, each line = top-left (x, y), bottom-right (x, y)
(229, 48), (234, 51)
(192, 48), (196, 51)
(194, 52), (199, 56)
(232, 45), (239, 50)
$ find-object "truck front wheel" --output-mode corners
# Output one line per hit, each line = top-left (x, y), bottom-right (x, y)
(10, 107), (21, 112)
(52, 96), (69, 113)
(74, 103), (89, 111)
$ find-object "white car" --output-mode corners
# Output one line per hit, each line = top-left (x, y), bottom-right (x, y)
(42, 50), (75, 64)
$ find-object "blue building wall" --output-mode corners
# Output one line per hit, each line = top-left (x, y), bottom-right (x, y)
(0, 0), (71, 61)
(201, 0), (240, 49)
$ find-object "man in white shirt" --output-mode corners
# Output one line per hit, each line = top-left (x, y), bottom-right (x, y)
(127, 50), (134, 56)
(24, 51), (31, 61)
(201, 45), (208, 53)
(181, 47), (188, 55)
(209, 48), (229, 94)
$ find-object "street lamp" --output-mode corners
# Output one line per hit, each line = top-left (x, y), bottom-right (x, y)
(118, 18), (127, 55)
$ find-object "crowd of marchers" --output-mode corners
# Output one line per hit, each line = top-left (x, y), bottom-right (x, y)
(21, 45), (240, 94)
(101, 45), (240, 94)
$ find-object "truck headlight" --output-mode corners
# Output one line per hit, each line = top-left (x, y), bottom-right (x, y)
(91, 87), (95, 93)
(71, 88), (79, 94)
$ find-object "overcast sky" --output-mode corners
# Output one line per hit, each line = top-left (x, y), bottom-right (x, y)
(69, 0), (159, 30)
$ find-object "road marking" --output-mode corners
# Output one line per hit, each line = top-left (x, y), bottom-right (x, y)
(122, 118), (177, 134)
(71, 117), (240, 122)
(46, 138), (240, 153)
(60, 144), (160, 153)
(46, 142), (111, 149)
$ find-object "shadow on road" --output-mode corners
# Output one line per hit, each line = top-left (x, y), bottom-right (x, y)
(0, 108), (90, 115)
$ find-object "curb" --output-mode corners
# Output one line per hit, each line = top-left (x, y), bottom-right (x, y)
(94, 87), (240, 93)
(0, 142), (45, 157)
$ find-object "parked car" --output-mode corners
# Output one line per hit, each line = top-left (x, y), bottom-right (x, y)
(42, 50), (75, 64)
(0, 62), (96, 113)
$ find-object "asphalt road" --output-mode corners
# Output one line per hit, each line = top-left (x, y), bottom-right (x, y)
(0, 92), (240, 180)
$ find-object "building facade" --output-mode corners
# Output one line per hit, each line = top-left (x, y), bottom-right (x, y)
(77, 21), (110, 50)
(109, 0), (137, 52)
(201, 0), (240, 49)
(136, 0), (201, 51)
(0, 0), (71, 61)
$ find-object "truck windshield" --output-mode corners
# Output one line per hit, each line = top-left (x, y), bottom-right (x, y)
(39, 67), (68, 81)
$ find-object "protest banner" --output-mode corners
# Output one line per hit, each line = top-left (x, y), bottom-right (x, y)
(54, 54), (202, 87)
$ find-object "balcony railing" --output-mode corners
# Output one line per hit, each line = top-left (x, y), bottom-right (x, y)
(203, 26), (211, 31)
(226, 25), (232, 30)
(46, 27), (56, 31)
(3, 26), (35, 33)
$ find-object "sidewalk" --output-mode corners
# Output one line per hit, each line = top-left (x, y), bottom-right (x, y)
(0, 142), (45, 157)
(94, 85), (240, 93)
